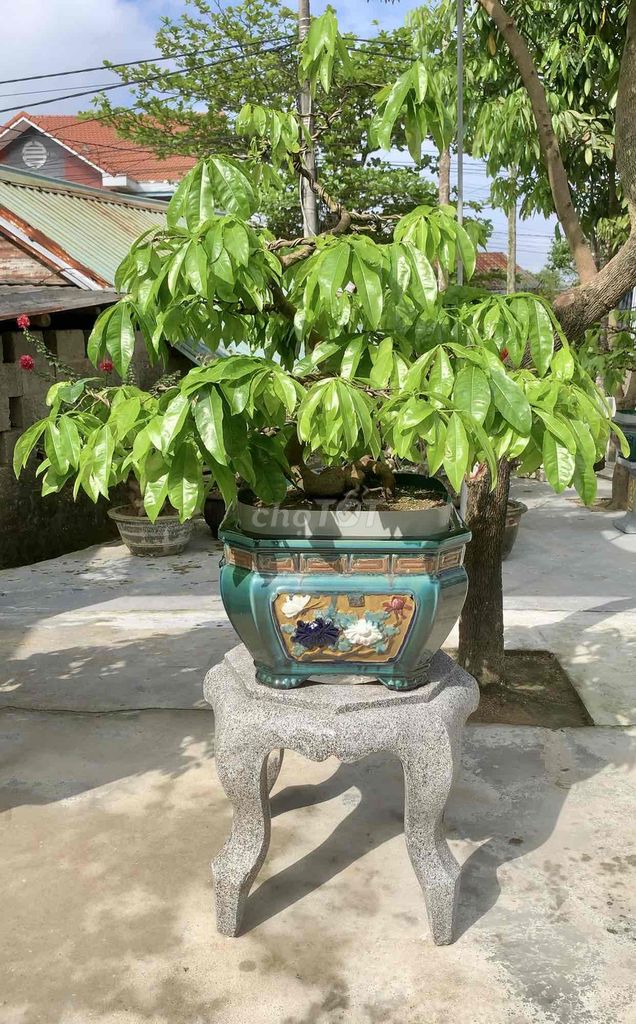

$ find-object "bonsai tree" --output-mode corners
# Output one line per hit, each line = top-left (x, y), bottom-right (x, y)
(14, 10), (627, 686)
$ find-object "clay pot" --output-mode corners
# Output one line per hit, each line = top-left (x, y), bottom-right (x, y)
(108, 506), (194, 557)
(502, 500), (528, 560)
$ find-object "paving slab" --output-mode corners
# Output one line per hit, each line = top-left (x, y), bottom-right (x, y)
(1, 709), (634, 1024)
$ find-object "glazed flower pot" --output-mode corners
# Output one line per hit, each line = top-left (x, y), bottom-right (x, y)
(502, 500), (528, 561)
(108, 506), (194, 557)
(219, 499), (471, 691)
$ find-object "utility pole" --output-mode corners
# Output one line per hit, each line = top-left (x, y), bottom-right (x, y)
(507, 180), (517, 294)
(298, 0), (319, 236)
(456, 0), (464, 286)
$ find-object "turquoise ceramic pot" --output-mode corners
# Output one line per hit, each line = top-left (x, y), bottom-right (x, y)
(219, 511), (471, 691)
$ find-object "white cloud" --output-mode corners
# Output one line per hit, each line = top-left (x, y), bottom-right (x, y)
(0, 0), (176, 119)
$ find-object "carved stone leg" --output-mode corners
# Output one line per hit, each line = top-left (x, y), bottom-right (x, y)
(212, 748), (271, 936)
(401, 729), (460, 946)
(266, 748), (284, 793)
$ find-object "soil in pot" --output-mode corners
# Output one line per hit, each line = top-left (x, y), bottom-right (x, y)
(245, 481), (447, 512)
(238, 473), (452, 540)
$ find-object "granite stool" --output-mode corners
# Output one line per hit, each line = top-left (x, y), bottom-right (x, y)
(203, 644), (479, 945)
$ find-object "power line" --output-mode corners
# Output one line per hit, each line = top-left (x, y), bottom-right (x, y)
(0, 36), (294, 87)
(0, 42), (293, 117)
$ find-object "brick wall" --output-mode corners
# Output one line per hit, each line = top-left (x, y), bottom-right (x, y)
(0, 322), (177, 569)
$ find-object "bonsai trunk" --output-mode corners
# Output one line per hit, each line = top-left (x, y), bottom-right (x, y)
(458, 459), (511, 687)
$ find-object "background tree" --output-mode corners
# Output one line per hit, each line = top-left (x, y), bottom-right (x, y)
(90, 0), (439, 239)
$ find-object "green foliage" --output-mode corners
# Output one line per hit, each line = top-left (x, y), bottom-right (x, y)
(89, 0), (445, 239)
(298, 6), (351, 96)
(18, 4), (621, 522)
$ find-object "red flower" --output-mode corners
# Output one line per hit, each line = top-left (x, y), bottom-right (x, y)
(19, 354), (35, 372)
(99, 358), (114, 373)
(499, 347), (509, 361)
(16, 314), (30, 330)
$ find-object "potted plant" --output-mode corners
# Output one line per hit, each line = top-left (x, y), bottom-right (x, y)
(13, 362), (199, 557)
(14, 11), (625, 685)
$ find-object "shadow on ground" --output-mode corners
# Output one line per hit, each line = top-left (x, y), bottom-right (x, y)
(1, 709), (635, 1024)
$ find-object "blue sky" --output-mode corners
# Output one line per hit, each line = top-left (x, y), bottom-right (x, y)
(3, 0), (554, 269)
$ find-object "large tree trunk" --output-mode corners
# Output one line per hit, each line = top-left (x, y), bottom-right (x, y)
(458, 460), (511, 687)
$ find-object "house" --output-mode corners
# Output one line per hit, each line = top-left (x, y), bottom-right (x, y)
(474, 251), (540, 293)
(0, 165), (193, 568)
(0, 112), (196, 200)
(0, 163), (170, 322)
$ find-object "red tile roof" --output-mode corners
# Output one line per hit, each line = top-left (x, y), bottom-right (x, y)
(0, 112), (196, 182)
(475, 251), (520, 274)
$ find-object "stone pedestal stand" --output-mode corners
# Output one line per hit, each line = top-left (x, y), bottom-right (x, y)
(203, 645), (479, 945)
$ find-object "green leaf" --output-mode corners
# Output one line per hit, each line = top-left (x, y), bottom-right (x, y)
(317, 242), (350, 301)
(535, 409), (576, 453)
(46, 422), (70, 475)
(168, 441), (203, 522)
(528, 300), (554, 376)
(341, 337), (364, 379)
(428, 347), (454, 400)
(370, 337), (394, 387)
(542, 431), (575, 492)
(572, 452), (597, 505)
(568, 418), (596, 463)
(351, 253), (383, 329)
(92, 300), (136, 376)
(208, 157), (256, 219)
(46, 379), (87, 409)
(56, 417), (81, 470)
(224, 221), (250, 267)
(193, 387), (228, 464)
(143, 451), (170, 523)
(443, 412), (469, 492)
(109, 396), (141, 440)
(159, 393), (190, 454)
(453, 365), (490, 425)
(90, 425), (115, 498)
(551, 346), (574, 380)
(13, 419), (47, 476)
(186, 161), (215, 229)
(185, 241), (208, 297)
(489, 372), (532, 435)
(455, 222), (476, 280)
(426, 417), (447, 474)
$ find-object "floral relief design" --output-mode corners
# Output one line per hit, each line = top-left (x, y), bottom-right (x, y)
(281, 593), (312, 617)
(292, 617), (341, 649)
(276, 593), (414, 662)
(343, 619), (383, 647)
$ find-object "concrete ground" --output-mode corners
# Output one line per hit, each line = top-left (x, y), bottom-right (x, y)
(1, 476), (635, 1023)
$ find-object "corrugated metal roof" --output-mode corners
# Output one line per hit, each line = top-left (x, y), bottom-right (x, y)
(0, 165), (167, 285)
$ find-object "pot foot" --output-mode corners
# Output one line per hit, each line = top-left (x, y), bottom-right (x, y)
(255, 667), (306, 689)
(380, 670), (429, 692)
